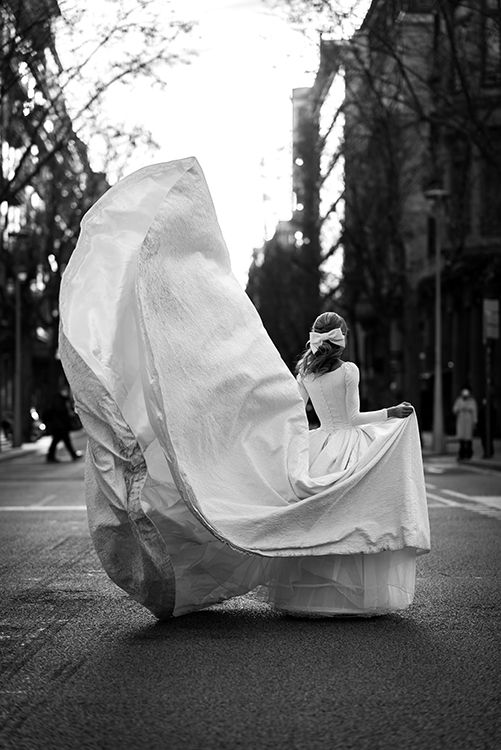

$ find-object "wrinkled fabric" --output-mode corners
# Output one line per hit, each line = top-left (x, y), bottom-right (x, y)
(59, 157), (430, 618)
(261, 548), (417, 616)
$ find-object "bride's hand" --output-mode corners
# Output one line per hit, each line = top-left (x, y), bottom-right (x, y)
(387, 402), (414, 419)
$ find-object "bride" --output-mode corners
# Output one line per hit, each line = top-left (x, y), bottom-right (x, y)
(59, 157), (430, 619)
(263, 311), (420, 616)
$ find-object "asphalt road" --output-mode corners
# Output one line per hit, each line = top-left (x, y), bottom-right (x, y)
(0, 439), (500, 750)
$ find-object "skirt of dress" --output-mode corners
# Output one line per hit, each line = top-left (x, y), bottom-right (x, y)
(262, 424), (417, 616)
(263, 549), (416, 616)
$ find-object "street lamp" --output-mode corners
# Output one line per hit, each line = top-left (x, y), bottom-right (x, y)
(13, 267), (28, 447)
(10, 230), (29, 448)
(424, 187), (449, 454)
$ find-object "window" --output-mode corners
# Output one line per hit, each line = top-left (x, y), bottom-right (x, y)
(482, 0), (501, 85)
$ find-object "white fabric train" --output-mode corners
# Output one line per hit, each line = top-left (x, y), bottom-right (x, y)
(59, 157), (430, 618)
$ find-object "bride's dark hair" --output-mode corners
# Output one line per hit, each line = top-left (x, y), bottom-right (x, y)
(296, 311), (348, 378)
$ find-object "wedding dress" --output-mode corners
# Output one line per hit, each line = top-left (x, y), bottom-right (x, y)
(59, 157), (430, 618)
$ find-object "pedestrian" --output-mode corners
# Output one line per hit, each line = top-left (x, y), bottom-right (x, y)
(43, 386), (83, 463)
(478, 397), (496, 459)
(59, 157), (430, 619)
(452, 387), (478, 461)
(1, 414), (13, 443)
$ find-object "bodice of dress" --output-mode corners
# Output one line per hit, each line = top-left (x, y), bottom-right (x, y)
(298, 361), (387, 432)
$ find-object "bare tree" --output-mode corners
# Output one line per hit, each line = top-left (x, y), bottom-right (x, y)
(1, 0), (195, 204)
(0, 0), (196, 442)
(265, 0), (501, 409)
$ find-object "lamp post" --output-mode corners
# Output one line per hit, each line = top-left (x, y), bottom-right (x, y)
(13, 270), (27, 447)
(12, 271), (24, 448)
(425, 188), (448, 454)
(11, 231), (29, 448)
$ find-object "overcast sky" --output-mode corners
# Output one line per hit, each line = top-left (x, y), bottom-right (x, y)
(83, 0), (319, 286)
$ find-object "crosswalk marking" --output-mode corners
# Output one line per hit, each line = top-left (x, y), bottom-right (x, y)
(427, 491), (460, 507)
(436, 488), (501, 511)
(471, 495), (501, 510)
(442, 489), (471, 500)
(427, 490), (501, 520)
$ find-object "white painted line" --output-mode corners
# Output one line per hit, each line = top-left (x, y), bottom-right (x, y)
(472, 495), (501, 509)
(427, 491), (501, 520)
(442, 489), (501, 509)
(425, 482), (437, 490)
(0, 505), (87, 512)
(442, 488), (471, 501)
(37, 494), (57, 506)
(426, 491), (460, 507)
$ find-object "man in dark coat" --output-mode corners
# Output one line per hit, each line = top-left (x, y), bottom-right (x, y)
(44, 387), (83, 463)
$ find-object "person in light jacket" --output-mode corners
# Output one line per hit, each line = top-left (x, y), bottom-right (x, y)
(453, 387), (478, 461)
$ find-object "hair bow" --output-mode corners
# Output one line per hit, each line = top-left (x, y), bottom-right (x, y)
(309, 328), (345, 353)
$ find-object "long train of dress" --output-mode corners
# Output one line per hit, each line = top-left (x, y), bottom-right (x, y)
(59, 157), (430, 618)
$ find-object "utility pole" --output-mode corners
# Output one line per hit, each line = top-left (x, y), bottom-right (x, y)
(483, 298), (499, 457)
(425, 188), (448, 454)
(13, 274), (23, 447)
(12, 234), (28, 448)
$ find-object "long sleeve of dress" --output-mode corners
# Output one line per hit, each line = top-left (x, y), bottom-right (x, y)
(345, 362), (388, 426)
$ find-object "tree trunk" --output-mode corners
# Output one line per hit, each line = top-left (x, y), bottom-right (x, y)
(402, 284), (421, 415)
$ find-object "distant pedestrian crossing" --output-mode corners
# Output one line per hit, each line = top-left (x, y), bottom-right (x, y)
(426, 482), (501, 520)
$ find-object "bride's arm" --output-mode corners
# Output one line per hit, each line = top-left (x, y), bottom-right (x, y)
(344, 362), (388, 425)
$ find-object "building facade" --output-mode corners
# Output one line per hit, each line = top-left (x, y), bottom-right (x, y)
(339, 0), (501, 434)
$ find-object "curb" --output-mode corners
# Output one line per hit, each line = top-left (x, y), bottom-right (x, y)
(423, 452), (501, 472)
(467, 458), (501, 472)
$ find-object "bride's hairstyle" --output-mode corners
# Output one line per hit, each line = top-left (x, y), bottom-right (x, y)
(296, 311), (348, 378)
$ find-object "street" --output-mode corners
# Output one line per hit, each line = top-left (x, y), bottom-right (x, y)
(0, 437), (500, 750)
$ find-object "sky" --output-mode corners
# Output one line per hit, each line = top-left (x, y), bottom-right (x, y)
(161, 0), (318, 285)
(71, 0), (320, 286)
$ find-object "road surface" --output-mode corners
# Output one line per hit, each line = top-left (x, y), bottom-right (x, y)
(0, 440), (500, 749)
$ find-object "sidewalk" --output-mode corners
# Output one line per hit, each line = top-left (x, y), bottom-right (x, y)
(421, 431), (501, 471)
